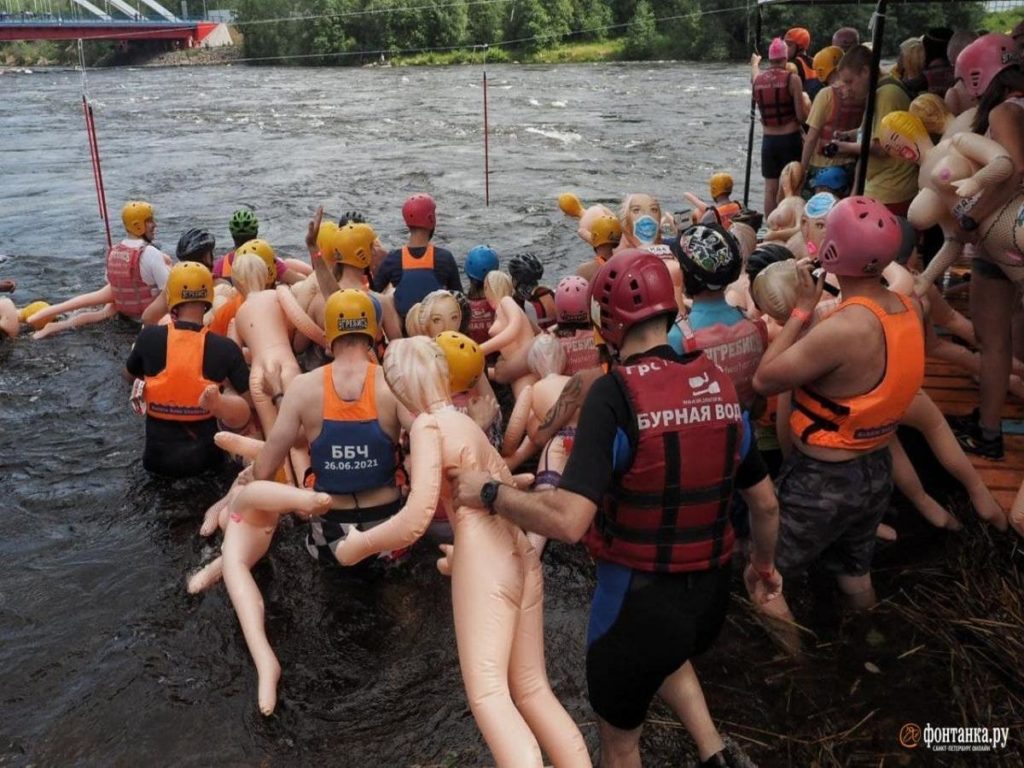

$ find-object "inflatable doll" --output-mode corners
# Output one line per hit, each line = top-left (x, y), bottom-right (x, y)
(878, 110), (1021, 289)
(752, 260), (1008, 534)
(191, 479), (332, 715)
(786, 191), (837, 260)
(416, 290), (463, 337)
(480, 271), (539, 397)
(29, 201), (168, 338)
(764, 162), (805, 243)
(618, 192), (666, 251)
(549, 277), (600, 376)
(557, 192), (616, 245)
(334, 336), (590, 768)
(436, 330), (502, 448)
(909, 92), (975, 139)
(0, 297), (19, 338)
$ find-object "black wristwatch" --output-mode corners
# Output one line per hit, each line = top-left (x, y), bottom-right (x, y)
(480, 480), (502, 514)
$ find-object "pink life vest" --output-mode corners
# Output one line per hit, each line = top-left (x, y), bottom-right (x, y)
(106, 240), (157, 319)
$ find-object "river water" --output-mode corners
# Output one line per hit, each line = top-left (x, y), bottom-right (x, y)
(0, 62), (989, 767)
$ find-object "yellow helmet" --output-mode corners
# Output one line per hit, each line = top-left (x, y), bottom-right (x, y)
(813, 45), (843, 83)
(335, 222), (377, 269)
(324, 289), (378, 346)
(122, 201), (154, 237)
(166, 262), (214, 310)
(590, 215), (622, 248)
(316, 221), (340, 264)
(235, 238), (277, 286)
(709, 172), (734, 200)
(434, 330), (485, 393)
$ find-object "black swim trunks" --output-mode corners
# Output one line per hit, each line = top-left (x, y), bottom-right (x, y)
(774, 448), (893, 578)
(304, 498), (404, 566)
(585, 562), (731, 730)
(761, 131), (803, 180)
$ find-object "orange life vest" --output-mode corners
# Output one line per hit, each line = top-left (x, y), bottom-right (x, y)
(144, 325), (218, 422)
(789, 294), (923, 451)
(209, 293), (244, 337)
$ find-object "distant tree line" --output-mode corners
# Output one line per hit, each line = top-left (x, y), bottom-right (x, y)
(230, 0), (985, 65)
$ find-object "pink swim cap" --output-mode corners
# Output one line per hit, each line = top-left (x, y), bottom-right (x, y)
(768, 37), (788, 61)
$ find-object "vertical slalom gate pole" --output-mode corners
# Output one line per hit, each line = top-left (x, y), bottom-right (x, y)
(79, 39), (112, 249)
(742, 3), (762, 210)
(483, 64), (490, 207)
(855, 0), (887, 196)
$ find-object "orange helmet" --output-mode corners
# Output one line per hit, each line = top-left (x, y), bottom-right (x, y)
(785, 27), (811, 52)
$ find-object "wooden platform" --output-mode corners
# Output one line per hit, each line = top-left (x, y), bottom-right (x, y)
(921, 277), (1022, 512)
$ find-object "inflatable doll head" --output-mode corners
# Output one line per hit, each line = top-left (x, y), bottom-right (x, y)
(527, 333), (566, 379)
(879, 110), (932, 164)
(909, 92), (953, 137)
(232, 253), (273, 297)
(484, 270), (515, 307)
(750, 260), (800, 323)
(383, 336), (452, 414)
(420, 290), (462, 337)
(620, 193), (663, 246)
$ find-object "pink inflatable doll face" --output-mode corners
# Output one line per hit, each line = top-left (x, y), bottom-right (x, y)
(624, 194), (663, 243)
(382, 336), (452, 415)
(800, 211), (829, 255)
(424, 294), (462, 336)
(880, 128), (921, 164)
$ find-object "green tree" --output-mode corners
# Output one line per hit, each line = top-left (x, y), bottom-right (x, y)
(624, 0), (656, 60)
(505, 0), (554, 51)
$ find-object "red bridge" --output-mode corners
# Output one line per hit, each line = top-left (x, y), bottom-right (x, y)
(0, 19), (219, 44)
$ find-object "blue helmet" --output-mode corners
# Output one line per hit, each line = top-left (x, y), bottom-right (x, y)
(465, 245), (499, 283)
(811, 166), (849, 192)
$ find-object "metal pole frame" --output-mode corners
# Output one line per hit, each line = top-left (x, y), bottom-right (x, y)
(854, 0), (886, 195)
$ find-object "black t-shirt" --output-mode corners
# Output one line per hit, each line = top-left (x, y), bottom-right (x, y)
(559, 345), (767, 506)
(370, 245), (464, 295)
(125, 321), (250, 475)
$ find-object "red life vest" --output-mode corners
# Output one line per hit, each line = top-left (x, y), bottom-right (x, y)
(817, 86), (866, 146)
(585, 353), (743, 573)
(106, 240), (157, 319)
(923, 62), (954, 97)
(467, 296), (495, 346)
(553, 325), (600, 375)
(144, 325), (217, 422)
(754, 68), (798, 127)
(529, 286), (557, 330)
(683, 318), (767, 408)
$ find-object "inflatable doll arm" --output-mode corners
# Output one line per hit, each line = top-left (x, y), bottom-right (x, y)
(377, 292), (403, 343)
(335, 415), (442, 565)
(558, 192), (584, 218)
(950, 133), (1016, 198)
(479, 297), (527, 356)
(276, 284), (327, 348)
(683, 192), (708, 216)
(504, 436), (539, 472)
(915, 230), (964, 294)
(501, 384), (533, 456)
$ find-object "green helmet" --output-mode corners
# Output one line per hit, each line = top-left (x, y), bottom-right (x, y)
(228, 208), (259, 239)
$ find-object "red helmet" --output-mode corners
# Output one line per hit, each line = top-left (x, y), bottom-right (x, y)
(784, 27), (811, 52)
(591, 249), (677, 349)
(402, 193), (437, 230)
(555, 275), (590, 324)
(955, 33), (1021, 99)
(819, 196), (902, 277)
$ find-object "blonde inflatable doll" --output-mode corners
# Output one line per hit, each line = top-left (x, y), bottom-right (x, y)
(480, 271), (538, 396)
(335, 337), (590, 768)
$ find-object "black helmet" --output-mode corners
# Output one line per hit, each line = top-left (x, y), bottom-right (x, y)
(176, 228), (216, 261)
(338, 210), (367, 227)
(745, 242), (794, 282)
(674, 224), (742, 296)
(508, 252), (545, 290)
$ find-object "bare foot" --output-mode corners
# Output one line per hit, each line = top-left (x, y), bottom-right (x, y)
(970, 488), (1008, 532)
(875, 523), (898, 541)
(297, 491), (332, 517)
(256, 655), (282, 716)
(436, 543), (454, 576)
(187, 557), (224, 594)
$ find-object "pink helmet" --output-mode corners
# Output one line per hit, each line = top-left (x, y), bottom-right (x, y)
(955, 33), (1022, 99)
(591, 249), (677, 349)
(555, 275), (590, 324)
(402, 194), (437, 230)
(768, 37), (788, 61)
(819, 196), (902, 277)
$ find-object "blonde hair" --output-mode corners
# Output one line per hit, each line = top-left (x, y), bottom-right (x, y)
(404, 302), (424, 337)
(420, 290), (461, 325)
(619, 193), (662, 224)
(527, 334), (566, 378)
(231, 253), (270, 297)
(484, 270), (514, 302)
(909, 93), (952, 136)
(895, 37), (925, 81)
(779, 161), (803, 199)
(382, 336), (452, 414)
(880, 110), (930, 145)
(730, 222), (757, 262)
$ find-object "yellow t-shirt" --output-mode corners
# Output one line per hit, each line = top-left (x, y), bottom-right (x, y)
(864, 81), (918, 205)
(806, 87), (844, 169)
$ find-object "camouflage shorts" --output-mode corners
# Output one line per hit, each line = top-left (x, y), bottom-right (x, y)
(774, 449), (893, 578)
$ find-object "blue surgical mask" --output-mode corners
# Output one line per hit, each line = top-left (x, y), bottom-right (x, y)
(633, 215), (659, 245)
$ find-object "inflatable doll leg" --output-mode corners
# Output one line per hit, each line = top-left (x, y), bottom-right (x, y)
(450, 522), (544, 767)
(26, 284), (114, 326)
(508, 540), (591, 768)
(891, 437), (961, 531)
(32, 303), (117, 340)
(199, 384), (252, 430)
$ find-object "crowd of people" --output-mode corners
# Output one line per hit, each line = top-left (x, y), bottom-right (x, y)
(3, 18), (1024, 768)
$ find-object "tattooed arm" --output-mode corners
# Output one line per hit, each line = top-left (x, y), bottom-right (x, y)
(530, 367), (603, 446)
